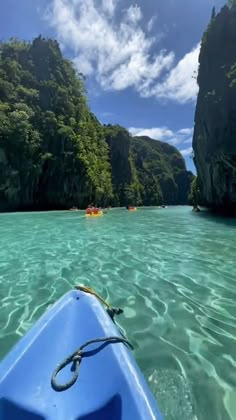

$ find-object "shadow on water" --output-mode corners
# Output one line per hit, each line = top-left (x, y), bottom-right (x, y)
(192, 208), (236, 228)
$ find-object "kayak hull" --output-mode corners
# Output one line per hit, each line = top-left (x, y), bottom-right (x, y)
(0, 290), (162, 420)
(85, 211), (103, 217)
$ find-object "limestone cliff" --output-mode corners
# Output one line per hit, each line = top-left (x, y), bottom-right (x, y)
(193, 2), (236, 213)
(104, 126), (194, 207)
(131, 136), (193, 206)
(0, 38), (193, 211)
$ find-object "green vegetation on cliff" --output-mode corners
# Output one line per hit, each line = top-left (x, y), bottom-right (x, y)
(104, 126), (193, 206)
(0, 37), (112, 210)
(104, 124), (142, 207)
(131, 136), (193, 206)
(188, 176), (199, 208)
(0, 37), (193, 211)
(193, 3), (236, 213)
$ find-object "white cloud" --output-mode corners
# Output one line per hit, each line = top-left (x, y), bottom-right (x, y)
(180, 147), (193, 157)
(177, 128), (193, 136)
(73, 56), (93, 76)
(101, 0), (118, 16)
(142, 44), (200, 103)
(129, 126), (174, 140)
(128, 125), (193, 150)
(147, 16), (157, 32)
(106, 52), (174, 91)
(46, 0), (199, 104)
(125, 5), (142, 24)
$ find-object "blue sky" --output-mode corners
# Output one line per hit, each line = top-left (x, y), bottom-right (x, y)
(1, 0), (226, 172)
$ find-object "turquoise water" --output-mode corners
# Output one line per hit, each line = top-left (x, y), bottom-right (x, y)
(0, 207), (236, 419)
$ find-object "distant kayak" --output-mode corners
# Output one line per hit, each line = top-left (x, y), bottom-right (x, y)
(85, 208), (103, 217)
(0, 288), (163, 420)
(85, 211), (103, 217)
(128, 206), (137, 211)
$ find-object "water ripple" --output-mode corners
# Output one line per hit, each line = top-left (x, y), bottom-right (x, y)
(0, 207), (236, 419)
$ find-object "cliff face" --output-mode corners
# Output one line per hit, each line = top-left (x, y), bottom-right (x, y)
(193, 3), (236, 213)
(0, 37), (113, 210)
(104, 127), (193, 207)
(104, 125), (139, 206)
(131, 136), (193, 205)
(0, 37), (193, 211)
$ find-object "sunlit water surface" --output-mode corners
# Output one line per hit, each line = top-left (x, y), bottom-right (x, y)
(0, 207), (236, 420)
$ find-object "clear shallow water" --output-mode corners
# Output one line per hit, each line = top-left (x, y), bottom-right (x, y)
(0, 207), (236, 419)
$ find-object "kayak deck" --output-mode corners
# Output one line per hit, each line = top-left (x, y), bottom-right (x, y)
(0, 290), (162, 420)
